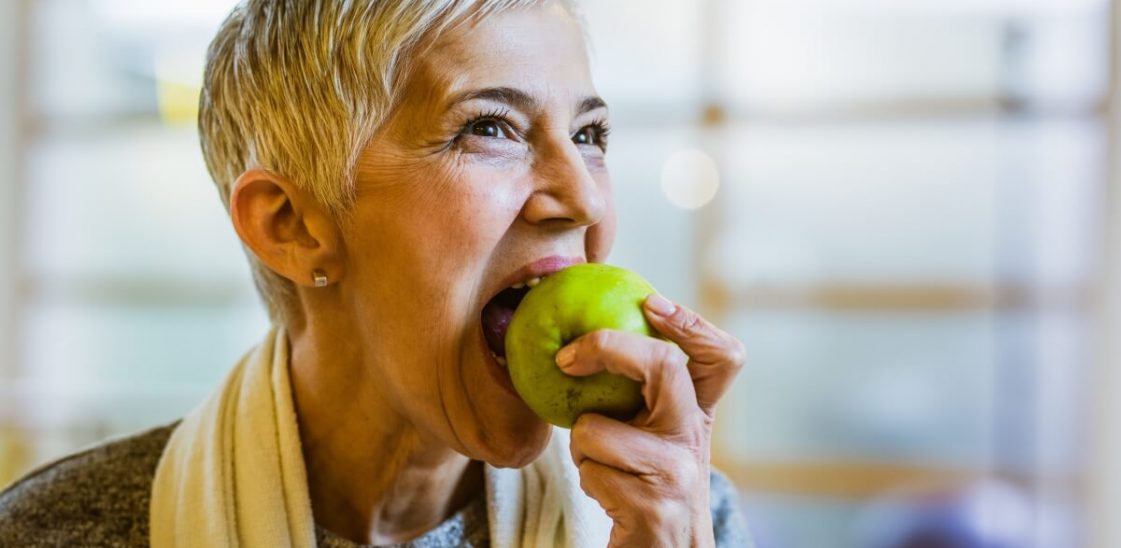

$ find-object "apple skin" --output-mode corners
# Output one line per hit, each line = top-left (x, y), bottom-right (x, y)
(505, 263), (657, 428)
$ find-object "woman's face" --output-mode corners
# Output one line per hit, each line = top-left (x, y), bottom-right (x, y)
(339, 4), (614, 466)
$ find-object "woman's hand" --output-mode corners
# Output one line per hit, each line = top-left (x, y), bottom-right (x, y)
(555, 294), (746, 548)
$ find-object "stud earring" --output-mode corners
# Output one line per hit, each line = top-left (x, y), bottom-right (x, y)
(312, 269), (328, 288)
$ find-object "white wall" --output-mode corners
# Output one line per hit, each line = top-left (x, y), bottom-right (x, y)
(1089, 1), (1121, 547)
(0, 0), (20, 380)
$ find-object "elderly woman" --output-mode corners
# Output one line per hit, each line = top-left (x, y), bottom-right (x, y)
(0, 1), (750, 546)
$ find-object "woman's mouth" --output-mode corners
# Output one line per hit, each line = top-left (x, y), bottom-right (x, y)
(479, 275), (551, 365)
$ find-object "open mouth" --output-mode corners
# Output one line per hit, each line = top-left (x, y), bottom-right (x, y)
(480, 276), (548, 366)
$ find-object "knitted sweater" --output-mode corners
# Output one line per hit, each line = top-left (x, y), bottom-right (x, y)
(0, 423), (752, 547)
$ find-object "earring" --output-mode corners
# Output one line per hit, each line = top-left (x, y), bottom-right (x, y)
(312, 269), (328, 288)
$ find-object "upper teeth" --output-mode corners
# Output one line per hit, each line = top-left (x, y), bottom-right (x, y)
(510, 274), (548, 290)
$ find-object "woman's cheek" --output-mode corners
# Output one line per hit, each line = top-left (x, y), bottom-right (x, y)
(587, 177), (616, 263)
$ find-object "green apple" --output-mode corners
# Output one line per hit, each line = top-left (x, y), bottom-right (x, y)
(505, 263), (657, 428)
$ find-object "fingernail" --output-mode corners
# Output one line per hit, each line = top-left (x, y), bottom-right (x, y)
(556, 346), (576, 369)
(646, 294), (676, 317)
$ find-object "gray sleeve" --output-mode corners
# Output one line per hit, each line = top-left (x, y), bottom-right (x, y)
(711, 469), (755, 548)
(0, 423), (175, 547)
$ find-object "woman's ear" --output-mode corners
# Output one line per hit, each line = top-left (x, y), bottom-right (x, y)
(229, 168), (345, 287)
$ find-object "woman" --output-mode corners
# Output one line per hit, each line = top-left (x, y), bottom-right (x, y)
(0, 1), (751, 546)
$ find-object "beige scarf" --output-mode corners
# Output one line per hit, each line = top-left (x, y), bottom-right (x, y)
(149, 326), (611, 547)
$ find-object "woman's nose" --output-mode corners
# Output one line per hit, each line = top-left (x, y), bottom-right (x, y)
(521, 139), (606, 228)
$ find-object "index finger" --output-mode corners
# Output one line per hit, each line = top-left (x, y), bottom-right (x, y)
(642, 295), (745, 415)
(556, 329), (698, 430)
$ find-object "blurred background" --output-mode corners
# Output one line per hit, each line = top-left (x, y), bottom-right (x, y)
(0, 0), (1118, 546)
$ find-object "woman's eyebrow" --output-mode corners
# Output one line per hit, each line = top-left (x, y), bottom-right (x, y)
(577, 96), (608, 115)
(445, 86), (608, 115)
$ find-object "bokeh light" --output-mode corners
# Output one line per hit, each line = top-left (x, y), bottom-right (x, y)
(660, 148), (720, 210)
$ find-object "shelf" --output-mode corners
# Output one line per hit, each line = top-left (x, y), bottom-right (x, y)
(711, 455), (1054, 499)
(701, 280), (1091, 314)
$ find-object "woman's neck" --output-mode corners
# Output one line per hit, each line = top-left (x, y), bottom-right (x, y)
(287, 321), (484, 545)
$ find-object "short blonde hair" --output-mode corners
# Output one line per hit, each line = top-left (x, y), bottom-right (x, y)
(199, 0), (564, 323)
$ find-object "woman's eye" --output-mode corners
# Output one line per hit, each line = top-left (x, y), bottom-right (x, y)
(465, 119), (507, 139)
(572, 125), (607, 149)
(572, 126), (596, 145)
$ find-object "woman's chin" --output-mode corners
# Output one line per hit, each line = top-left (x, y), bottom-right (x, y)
(472, 420), (553, 468)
